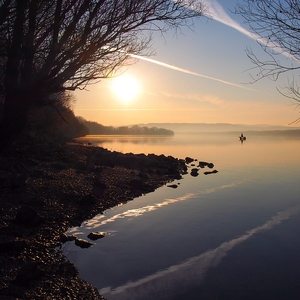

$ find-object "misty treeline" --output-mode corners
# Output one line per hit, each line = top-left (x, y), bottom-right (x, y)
(0, 0), (204, 145)
(78, 117), (174, 136)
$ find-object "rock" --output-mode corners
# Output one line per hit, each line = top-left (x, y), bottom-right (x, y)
(0, 236), (27, 253)
(58, 261), (78, 277)
(11, 173), (28, 188)
(199, 162), (214, 169)
(185, 157), (194, 164)
(60, 233), (77, 243)
(129, 179), (143, 189)
(190, 168), (199, 177)
(198, 161), (208, 168)
(93, 181), (107, 189)
(138, 172), (148, 179)
(16, 261), (45, 284)
(87, 232), (106, 241)
(167, 184), (178, 189)
(204, 170), (218, 175)
(52, 162), (68, 170)
(15, 206), (43, 226)
(79, 194), (97, 205)
(0, 170), (13, 188)
(75, 238), (95, 248)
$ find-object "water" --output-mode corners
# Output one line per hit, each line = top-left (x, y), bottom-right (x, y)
(64, 132), (300, 299)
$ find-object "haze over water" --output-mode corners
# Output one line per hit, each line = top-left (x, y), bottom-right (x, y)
(64, 132), (300, 299)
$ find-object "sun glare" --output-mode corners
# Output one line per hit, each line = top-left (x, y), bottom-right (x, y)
(111, 75), (139, 102)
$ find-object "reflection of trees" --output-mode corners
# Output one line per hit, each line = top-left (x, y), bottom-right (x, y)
(115, 137), (172, 144)
(78, 118), (174, 136)
(94, 136), (173, 145)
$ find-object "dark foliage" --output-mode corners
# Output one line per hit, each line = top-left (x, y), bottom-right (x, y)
(28, 105), (89, 141)
(77, 117), (174, 136)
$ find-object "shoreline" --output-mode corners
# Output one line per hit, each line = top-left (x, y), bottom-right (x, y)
(0, 141), (188, 299)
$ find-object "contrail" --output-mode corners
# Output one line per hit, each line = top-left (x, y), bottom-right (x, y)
(129, 53), (261, 93)
(199, 0), (300, 62)
(201, 0), (255, 39)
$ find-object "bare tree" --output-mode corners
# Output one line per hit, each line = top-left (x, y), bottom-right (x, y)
(236, 0), (300, 122)
(0, 0), (205, 142)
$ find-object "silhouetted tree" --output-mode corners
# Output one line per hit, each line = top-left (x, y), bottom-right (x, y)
(0, 0), (205, 143)
(236, 0), (300, 122)
(27, 93), (89, 141)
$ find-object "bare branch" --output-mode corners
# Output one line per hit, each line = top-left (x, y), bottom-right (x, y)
(235, 0), (300, 113)
(0, 0), (205, 141)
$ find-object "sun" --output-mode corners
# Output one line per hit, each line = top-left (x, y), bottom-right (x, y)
(111, 75), (139, 102)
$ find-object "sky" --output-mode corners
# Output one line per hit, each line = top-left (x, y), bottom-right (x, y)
(73, 0), (300, 127)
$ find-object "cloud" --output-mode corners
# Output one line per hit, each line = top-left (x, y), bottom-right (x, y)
(99, 205), (300, 300)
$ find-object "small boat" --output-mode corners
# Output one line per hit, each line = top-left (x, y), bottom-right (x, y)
(238, 133), (246, 141)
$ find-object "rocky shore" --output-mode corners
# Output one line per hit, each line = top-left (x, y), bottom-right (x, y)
(0, 140), (189, 299)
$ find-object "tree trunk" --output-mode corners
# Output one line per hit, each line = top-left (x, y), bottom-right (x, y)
(0, 89), (32, 146)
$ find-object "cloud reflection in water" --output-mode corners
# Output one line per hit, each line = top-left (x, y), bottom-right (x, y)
(100, 205), (300, 300)
(68, 182), (241, 234)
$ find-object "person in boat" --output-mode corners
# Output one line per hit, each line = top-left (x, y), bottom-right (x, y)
(239, 133), (246, 141)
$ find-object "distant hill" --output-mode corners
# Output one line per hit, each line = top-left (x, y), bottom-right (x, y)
(134, 123), (300, 133)
(244, 129), (300, 137)
(77, 117), (174, 136)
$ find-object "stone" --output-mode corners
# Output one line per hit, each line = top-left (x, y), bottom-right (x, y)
(198, 161), (208, 168)
(11, 173), (28, 189)
(0, 170), (13, 189)
(79, 194), (97, 205)
(204, 170), (218, 175)
(87, 232), (106, 241)
(93, 181), (107, 189)
(185, 157), (194, 164)
(15, 206), (43, 226)
(190, 168), (199, 177)
(0, 236), (27, 253)
(16, 261), (45, 284)
(60, 233), (77, 243)
(75, 238), (95, 248)
(199, 162), (214, 169)
(167, 184), (178, 189)
(129, 179), (144, 189)
(58, 261), (78, 277)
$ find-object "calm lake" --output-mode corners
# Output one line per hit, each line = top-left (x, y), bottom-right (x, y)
(63, 132), (300, 299)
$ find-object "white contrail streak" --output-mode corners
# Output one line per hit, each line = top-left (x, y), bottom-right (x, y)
(129, 53), (261, 93)
(200, 0), (299, 61)
(201, 0), (254, 38)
